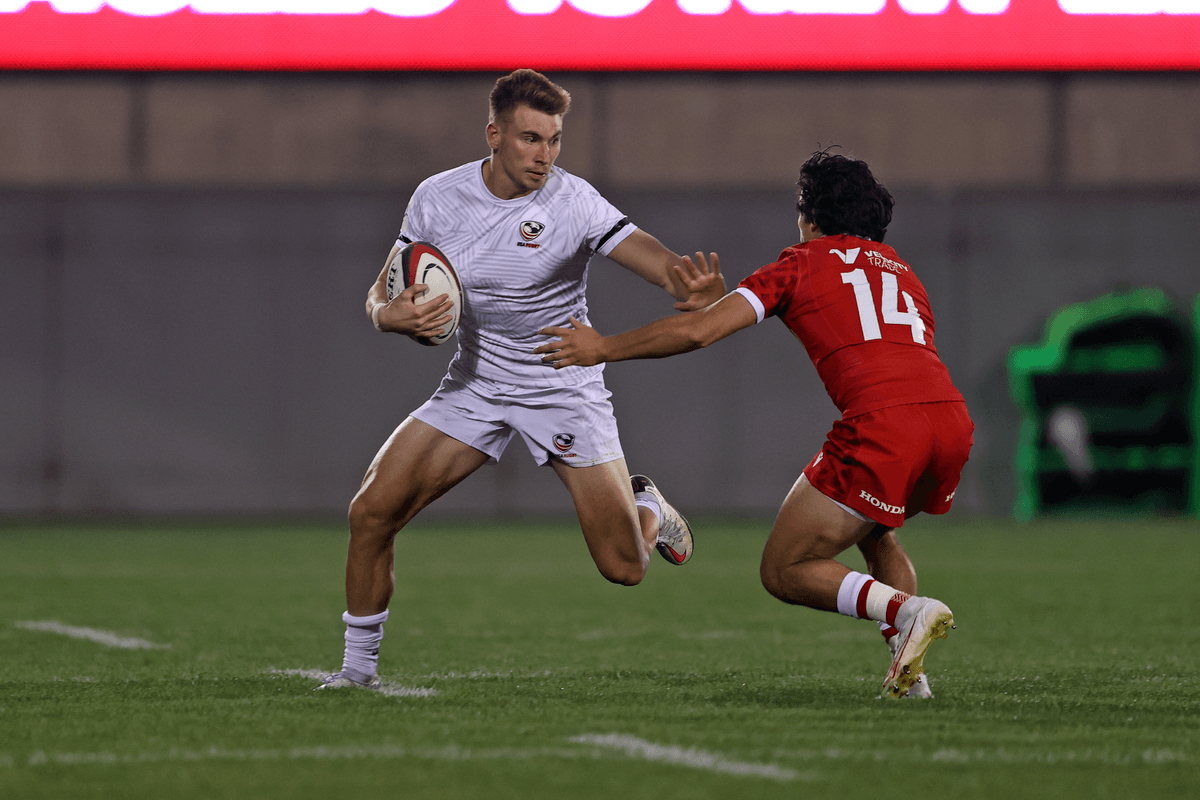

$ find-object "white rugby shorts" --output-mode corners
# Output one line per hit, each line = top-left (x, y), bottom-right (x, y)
(411, 366), (625, 467)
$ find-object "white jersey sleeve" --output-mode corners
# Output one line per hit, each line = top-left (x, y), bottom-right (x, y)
(394, 160), (637, 387)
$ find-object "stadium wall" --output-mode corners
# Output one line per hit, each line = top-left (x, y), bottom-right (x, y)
(3, 72), (1199, 519)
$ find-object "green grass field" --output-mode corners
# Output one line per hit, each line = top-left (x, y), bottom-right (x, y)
(1, 516), (1197, 799)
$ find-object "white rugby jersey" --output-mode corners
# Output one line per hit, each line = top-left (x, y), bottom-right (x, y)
(397, 159), (636, 387)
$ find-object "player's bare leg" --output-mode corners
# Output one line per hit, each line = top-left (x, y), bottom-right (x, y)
(759, 474), (876, 610)
(552, 458), (652, 585)
(857, 527), (933, 697)
(759, 474), (953, 698)
(346, 417), (489, 614)
(857, 526), (916, 595)
(553, 459), (694, 580)
(321, 417), (487, 690)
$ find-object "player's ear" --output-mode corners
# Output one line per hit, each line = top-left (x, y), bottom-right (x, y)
(485, 120), (500, 152)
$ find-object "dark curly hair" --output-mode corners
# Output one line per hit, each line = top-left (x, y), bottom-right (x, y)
(795, 148), (894, 243)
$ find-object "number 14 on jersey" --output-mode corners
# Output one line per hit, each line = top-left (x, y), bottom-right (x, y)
(841, 269), (927, 345)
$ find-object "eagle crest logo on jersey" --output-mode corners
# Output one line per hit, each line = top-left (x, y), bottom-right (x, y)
(520, 220), (546, 241)
(552, 433), (575, 452)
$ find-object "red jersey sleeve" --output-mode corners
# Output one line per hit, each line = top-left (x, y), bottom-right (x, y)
(737, 236), (963, 417)
(737, 248), (802, 320)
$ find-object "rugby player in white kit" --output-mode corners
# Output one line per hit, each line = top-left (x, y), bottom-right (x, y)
(320, 70), (724, 689)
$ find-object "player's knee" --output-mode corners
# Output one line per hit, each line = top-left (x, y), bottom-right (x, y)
(759, 557), (788, 601)
(598, 555), (647, 587)
(759, 548), (814, 602)
(348, 491), (405, 541)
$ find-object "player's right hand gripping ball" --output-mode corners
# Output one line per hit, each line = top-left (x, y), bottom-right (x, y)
(386, 241), (463, 346)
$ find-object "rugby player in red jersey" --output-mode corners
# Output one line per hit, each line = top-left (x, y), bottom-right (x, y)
(536, 149), (973, 698)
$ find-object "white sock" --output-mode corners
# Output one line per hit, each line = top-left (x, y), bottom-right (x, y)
(878, 620), (900, 652)
(836, 571), (873, 618)
(835, 571), (912, 626)
(340, 609), (388, 681)
(634, 495), (662, 524)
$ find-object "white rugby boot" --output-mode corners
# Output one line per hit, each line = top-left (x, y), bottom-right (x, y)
(882, 624), (934, 698)
(881, 596), (954, 699)
(631, 474), (693, 565)
(904, 673), (934, 699)
(317, 671), (382, 691)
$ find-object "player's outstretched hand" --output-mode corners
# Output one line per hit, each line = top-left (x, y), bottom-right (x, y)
(535, 317), (605, 369)
(673, 251), (726, 312)
(376, 284), (453, 340)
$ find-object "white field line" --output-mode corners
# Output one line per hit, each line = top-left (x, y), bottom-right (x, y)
(570, 734), (799, 781)
(770, 745), (1195, 766)
(3, 740), (1189, 773)
(4, 739), (806, 780)
(926, 747), (1193, 765)
(14, 621), (168, 650)
(10, 744), (578, 768)
(268, 668), (439, 698)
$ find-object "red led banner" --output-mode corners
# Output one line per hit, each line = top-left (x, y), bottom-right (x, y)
(1, 0), (1198, 71)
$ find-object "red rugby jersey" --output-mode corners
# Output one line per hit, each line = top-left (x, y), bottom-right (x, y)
(736, 234), (963, 418)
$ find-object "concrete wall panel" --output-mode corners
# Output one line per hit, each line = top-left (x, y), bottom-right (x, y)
(604, 76), (1053, 190)
(5, 187), (1198, 519)
(5, 71), (1200, 519)
(0, 77), (132, 184)
(7, 72), (1200, 192)
(1067, 76), (1200, 186)
(142, 73), (601, 187)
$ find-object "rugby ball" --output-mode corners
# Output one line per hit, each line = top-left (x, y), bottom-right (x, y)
(386, 241), (462, 347)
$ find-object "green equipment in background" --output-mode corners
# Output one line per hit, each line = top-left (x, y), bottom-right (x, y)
(1007, 287), (1198, 520)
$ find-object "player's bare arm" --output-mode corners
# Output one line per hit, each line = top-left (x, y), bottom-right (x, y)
(367, 244), (453, 338)
(672, 252), (726, 311)
(536, 289), (757, 368)
(607, 230), (725, 310)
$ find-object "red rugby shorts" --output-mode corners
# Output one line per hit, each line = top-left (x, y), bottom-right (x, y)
(803, 401), (974, 528)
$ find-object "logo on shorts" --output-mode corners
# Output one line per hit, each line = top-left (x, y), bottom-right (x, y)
(553, 433), (575, 452)
(945, 490), (956, 502)
(859, 489), (905, 516)
(520, 220), (545, 241)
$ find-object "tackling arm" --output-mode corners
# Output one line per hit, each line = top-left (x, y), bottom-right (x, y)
(536, 290), (758, 368)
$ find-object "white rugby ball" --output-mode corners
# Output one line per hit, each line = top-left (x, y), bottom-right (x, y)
(386, 241), (462, 347)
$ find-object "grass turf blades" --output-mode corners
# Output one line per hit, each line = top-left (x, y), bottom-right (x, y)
(1, 518), (1197, 799)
